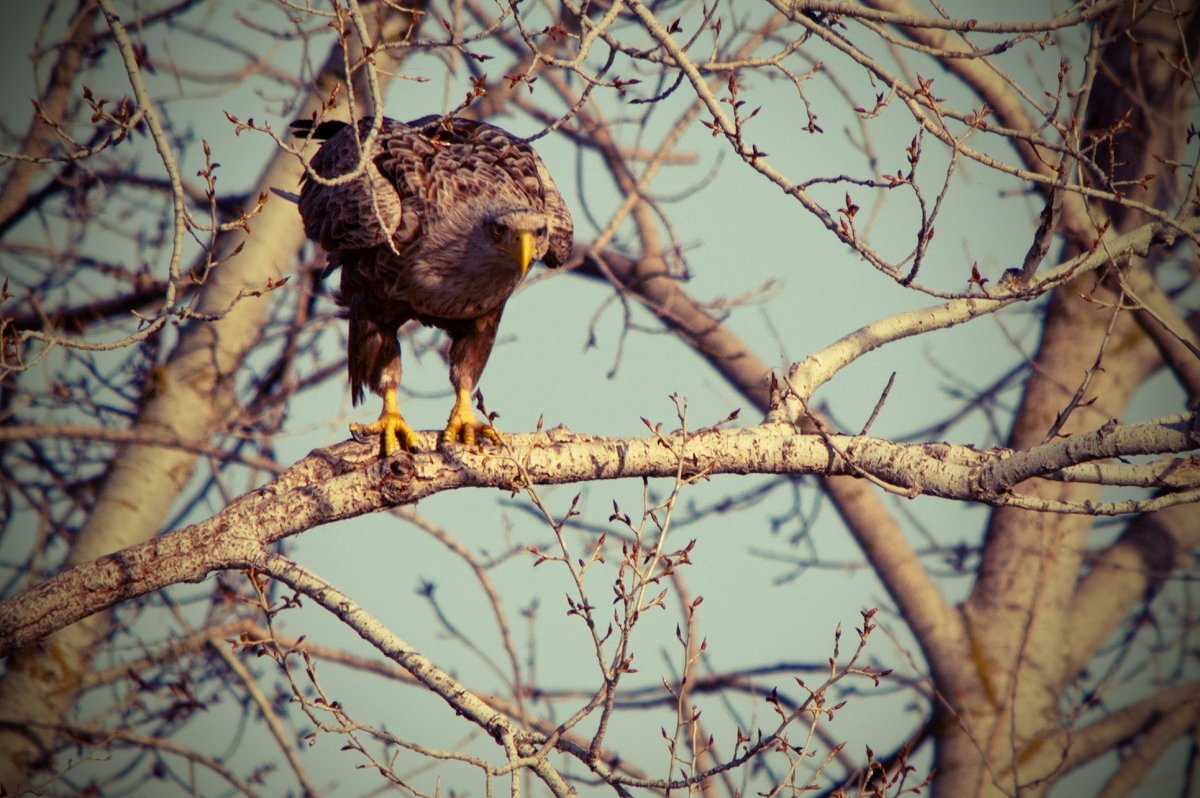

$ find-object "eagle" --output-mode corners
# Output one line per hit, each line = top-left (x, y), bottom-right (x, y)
(292, 115), (573, 456)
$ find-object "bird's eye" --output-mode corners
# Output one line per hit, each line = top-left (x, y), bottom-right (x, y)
(533, 225), (547, 238)
(486, 221), (508, 241)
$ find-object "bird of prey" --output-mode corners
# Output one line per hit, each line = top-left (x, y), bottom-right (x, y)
(292, 115), (573, 456)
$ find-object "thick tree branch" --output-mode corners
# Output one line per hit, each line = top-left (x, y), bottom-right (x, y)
(782, 216), (1200, 404)
(976, 413), (1199, 494)
(0, 0), (99, 232)
(1065, 502), (1200, 676)
(950, 5), (1198, 794)
(1118, 264), (1200, 403)
(0, 7), (427, 789)
(2, 2), (1196, 794)
(570, 247), (970, 691)
(3, 414), (1195, 659)
(1056, 680), (1200, 776)
(1093, 699), (1200, 798)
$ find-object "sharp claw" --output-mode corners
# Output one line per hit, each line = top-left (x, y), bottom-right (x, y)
(381, 425), (401, 457)
(351, 412), (419, 457)
(441, 414), (503, 448)
(440, 389), (503, 448)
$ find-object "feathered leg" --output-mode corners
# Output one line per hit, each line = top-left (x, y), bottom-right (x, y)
(442, 308), (504, 447)
(347, 309), (419, 456)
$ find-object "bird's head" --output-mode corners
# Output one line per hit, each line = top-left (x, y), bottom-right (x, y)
(484, 209), (550, 277)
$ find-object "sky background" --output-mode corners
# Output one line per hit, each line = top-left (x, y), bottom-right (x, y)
(0, 1), (1192, 795)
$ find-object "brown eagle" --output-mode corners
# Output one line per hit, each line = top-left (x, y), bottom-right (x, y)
(292, 115), (573, 455)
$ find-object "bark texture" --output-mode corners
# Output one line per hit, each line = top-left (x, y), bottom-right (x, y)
(941, 4), (1200, 795)
(0, 6), (425, 790)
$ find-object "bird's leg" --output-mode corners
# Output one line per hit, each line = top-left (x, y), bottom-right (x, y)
(443, 387), (502, 447)
(351, 387), (420, 456)
(441, 310), (503, 448)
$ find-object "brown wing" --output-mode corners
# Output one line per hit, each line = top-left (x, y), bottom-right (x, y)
(296, 118), (410, 253)
(538, 156), (574, 268)
(297, 115), (573, 266)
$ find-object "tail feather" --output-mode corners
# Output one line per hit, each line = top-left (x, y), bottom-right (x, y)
(339, 251), (401, 406)
(347, 312), (399, 406)
(290, 118), (349, 141)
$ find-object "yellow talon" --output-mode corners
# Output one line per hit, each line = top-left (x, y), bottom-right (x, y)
(352, 388), (419, 456)
(441, 389), (503, 448)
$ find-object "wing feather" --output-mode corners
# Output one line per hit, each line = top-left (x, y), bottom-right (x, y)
(298, 115), (573, 266)
(537, 159), (574, 268)
(297, 119), (405, 252)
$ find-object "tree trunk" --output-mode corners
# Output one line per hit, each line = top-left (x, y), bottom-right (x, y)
(938, 3), (1200, 795)
(0, 6), (423, 791)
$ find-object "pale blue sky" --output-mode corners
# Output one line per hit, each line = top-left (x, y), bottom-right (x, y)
(1, 1), (1189, 795)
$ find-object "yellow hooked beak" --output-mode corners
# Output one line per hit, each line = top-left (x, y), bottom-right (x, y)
(501, 229), (536, 277)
